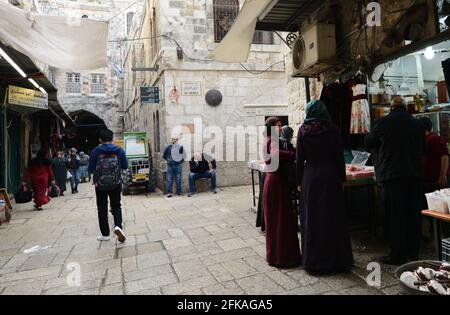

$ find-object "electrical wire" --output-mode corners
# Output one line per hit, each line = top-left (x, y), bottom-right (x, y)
(239, 60), (285, 75)
(107, 0), (144, 21)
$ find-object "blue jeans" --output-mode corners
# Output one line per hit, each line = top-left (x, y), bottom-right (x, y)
(189, 171), (216, 193)
(167, 164), (183, 194)
(69, 169), (80, 191)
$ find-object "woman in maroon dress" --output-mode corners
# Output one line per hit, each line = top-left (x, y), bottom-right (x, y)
(23, 150), (55, 211)
(263, 117), (302, 268)
(296, 100), (353, 273)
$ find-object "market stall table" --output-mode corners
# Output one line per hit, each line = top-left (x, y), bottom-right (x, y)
(343, 175), (378, 236)
(421, 210), (450, 261)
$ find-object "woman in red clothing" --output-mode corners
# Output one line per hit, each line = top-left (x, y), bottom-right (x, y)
(262, 117), (302, 268)
(23, 150), (55, 211)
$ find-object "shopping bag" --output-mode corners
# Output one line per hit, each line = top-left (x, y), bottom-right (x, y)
(14, 185), (32, 204)
(67, 170), (73, 180)
(48, 184), (61, 198)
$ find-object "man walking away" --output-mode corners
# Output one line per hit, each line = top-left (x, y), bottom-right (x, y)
(89, 129), (128, 243)
(188, 152), (217, 197)
(366, 96), (425, 265)
(67, 148), (81, 194)
(163, 136), (186, 197)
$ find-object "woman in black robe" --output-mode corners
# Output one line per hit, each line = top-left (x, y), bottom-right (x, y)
(51, 151), (68, 196)
(296, 100), (353, 273)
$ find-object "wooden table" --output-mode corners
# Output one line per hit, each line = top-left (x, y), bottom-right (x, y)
(421, 210), (450, 260)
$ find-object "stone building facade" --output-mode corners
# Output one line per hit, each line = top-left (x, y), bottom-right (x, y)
(122, 0), (290, 192)
(34, 0), (143, 138)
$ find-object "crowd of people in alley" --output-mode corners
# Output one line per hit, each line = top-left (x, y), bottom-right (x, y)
(21, 129), (128, 243)
(21, 147), (91, 210)
(22, 147), (91, 210)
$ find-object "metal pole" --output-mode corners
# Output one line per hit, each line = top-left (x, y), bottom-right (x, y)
(2, 88), (8, 189)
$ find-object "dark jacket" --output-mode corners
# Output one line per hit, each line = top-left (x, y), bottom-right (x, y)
(189, 153), (216, 174)
(67, 155), (80, 171)
(365, 106), (425, 183)
(88, 143), (128, 174)
(163, 144), (186, 165)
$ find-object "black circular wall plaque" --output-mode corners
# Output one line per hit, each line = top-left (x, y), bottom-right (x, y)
(205, 89), (222, 107)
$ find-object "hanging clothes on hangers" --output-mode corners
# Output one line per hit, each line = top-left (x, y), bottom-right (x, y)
(349, 73), (370, 134)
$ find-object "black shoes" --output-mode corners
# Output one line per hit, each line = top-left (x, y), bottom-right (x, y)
(211, 189), (217, 194)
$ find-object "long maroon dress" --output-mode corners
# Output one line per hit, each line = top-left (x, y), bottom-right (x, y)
(296, 122), (353, 271)
(263, 138), (302, 267)
(24, 164), (54, 207)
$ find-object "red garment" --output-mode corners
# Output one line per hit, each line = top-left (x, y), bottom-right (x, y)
(24, 164), (54, 207)
(262, 138), (302, 267)
(422, 132), (449, 183)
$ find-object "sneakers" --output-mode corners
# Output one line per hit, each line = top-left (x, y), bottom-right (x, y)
(166, 193), (173, 198)
(114, 226), (126, 243)
(97, 235), (111, 241)
(211, 189), (217, 194)
(187, 192), (194, 197)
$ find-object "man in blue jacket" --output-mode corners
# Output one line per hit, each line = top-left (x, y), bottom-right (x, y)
(89, 129), (128, 243)
(163, 136), (186, 197)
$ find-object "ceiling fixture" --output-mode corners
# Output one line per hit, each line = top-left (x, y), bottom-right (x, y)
(0, 46), (26, 78)
(424, 46), (435, 60)
(28, 78), (40, 89)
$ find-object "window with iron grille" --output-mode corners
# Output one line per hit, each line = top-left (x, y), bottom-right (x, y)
(91, 74), (105, 94)
(252, 30), (274, 45)
(213, 0), (239, 43)
(66, 73), (81, 93)
(127, 12), (134, 36)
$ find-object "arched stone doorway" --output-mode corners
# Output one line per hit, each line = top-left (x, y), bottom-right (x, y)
(67, 110), (107, 154)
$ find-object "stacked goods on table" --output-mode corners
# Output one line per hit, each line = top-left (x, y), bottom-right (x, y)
(400, 262), (450, 295)
(425, 189), (450, 214)
(346, 165), (375, 180)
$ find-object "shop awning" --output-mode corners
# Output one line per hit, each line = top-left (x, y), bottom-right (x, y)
(0, 1), (108, 70)
(255, 0), (324, 32)
(209, 0), (324, 63)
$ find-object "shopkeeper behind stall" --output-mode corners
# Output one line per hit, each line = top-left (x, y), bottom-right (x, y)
(419, 117), (450, 192)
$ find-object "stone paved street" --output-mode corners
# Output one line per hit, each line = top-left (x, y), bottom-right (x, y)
(0, 183), (430, 295)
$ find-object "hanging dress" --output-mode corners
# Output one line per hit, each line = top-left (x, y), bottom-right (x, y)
(350, 83), (370, 134)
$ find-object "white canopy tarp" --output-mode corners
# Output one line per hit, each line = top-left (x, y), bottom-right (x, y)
(209, 0), (272, 63)
(0, 1), (108, 70)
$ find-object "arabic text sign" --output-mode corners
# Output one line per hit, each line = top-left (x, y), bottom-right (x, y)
(8, 85), (48, 109)
(181, 82), (202, 96)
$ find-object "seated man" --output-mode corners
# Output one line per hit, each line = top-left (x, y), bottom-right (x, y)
(188, 152), (217, 197)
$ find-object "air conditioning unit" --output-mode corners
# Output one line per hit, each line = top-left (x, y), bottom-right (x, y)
(292, 24), (336, 77)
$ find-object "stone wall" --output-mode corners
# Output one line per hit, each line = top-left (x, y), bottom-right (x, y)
(122, 0), (292, 191)
(35, 0), (140, 137)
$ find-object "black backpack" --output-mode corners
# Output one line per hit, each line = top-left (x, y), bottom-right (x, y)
(94, 154), (121, 191)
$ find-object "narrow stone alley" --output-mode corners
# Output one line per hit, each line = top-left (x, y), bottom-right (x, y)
(0, 183), (411, 295)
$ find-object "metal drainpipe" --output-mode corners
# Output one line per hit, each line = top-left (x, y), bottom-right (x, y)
(305, 77), (311, 103)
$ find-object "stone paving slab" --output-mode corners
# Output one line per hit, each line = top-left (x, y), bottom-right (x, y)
(0, 183), (434, 295)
